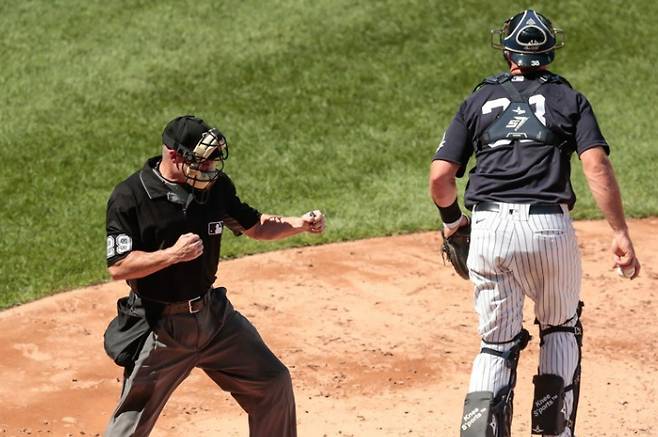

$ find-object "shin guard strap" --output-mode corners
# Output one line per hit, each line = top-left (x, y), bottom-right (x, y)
(480, 329), (531, 368)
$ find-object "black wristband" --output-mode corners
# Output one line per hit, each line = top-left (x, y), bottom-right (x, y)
(436, 199), (462, 224)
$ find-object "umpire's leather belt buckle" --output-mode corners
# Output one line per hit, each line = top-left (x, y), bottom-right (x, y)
(188, 296), (203, 314)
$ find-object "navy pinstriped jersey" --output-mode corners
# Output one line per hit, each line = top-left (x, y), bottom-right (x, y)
(432, 71), (609, 209)
(106, 157), (261, 302)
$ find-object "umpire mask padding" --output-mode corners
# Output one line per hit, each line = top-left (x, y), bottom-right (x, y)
(180, 128), (228, 190)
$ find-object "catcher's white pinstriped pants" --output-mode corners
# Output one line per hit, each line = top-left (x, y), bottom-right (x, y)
(466, 203), (581, 437)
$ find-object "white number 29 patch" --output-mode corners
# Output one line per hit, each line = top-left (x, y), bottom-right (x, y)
(107, 234), (133, 259)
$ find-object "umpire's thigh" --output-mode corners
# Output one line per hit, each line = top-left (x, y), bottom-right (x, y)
(198, 309), (294, 408)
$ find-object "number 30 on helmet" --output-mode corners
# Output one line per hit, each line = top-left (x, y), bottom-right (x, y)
(491, 10), (565, 68)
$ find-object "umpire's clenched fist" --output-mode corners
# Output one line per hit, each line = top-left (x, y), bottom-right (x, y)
(302, 210), (326, 234)
(170, 232), (204, 262)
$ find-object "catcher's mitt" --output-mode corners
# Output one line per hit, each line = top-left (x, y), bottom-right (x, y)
(441, 220), (471, 280)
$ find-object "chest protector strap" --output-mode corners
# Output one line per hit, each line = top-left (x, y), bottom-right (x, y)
(480, 76), (562, 147)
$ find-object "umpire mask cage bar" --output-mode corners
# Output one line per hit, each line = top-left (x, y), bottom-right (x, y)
(182, 128), (228, 191)
(167, 128), (229, 191)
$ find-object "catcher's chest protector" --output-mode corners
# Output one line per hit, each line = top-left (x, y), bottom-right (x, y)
(480, 79), (561, 147)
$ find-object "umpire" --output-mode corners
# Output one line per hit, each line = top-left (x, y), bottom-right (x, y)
(103, 115), (325, 436)
(429, 10), (640, 437)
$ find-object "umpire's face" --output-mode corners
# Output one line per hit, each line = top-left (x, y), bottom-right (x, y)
(175, 151), (222, 190)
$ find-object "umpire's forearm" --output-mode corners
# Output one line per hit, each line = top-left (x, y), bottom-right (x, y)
(108, 250), (177, 281)
(244, 214), (306, 241)
(581, 147), (629, 233)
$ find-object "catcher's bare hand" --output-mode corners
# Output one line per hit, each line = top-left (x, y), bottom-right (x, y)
(302, 210), (325, 234)
(169, 233), (204, 262)
(611, 231), (640, 279)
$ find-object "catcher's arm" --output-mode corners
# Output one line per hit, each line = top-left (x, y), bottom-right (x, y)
(429, 159), (468, 233)
(429, 160), (460, 211)
(429, 160), (471, 279)
(581, 147), (640, 279)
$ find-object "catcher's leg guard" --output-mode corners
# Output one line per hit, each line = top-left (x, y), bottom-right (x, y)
(460, 391), (496, 437)
(461, 329), (531, 437)
(531, 373), (566, 434)
(532, 301), (584, 436)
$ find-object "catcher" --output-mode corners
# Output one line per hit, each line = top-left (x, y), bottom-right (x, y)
(429, 9), (640, 437)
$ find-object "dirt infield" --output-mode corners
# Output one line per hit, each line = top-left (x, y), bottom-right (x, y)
(0, 218), (656, 436)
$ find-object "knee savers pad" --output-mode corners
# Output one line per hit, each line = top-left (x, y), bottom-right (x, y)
(460, 391), (496, 437)
(531, 374), (567, 435)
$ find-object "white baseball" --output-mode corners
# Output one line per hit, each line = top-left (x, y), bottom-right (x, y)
(616, 265), (635, 278)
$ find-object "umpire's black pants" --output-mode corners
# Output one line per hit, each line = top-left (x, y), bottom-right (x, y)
(104, 288), (296, 437)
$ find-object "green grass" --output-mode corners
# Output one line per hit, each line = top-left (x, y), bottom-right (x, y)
(1, 0), (656, 308)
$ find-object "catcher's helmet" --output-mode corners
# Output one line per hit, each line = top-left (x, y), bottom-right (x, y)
(162, 115), (229, 191)
(491, 10), (565, 68)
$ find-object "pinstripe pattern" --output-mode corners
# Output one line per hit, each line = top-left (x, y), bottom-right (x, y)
(466, 203), (580, 437)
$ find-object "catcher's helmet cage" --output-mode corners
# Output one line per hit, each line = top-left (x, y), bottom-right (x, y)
(162, 115), (229, 191)
(491, 10), (565, 68)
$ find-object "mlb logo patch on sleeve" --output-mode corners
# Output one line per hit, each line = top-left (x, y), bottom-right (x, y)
(208, 221), (224, 235)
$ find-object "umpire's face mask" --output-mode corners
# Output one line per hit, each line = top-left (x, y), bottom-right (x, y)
(181, 129), (229, 191)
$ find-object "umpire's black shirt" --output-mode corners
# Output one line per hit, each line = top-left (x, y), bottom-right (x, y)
(433, 71), (609, 210)
(106, 157), (261, 302)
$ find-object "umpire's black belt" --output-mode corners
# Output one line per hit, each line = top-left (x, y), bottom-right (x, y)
(162, 294), (207, 315)
(476, 202), (563, 215)
(142, 290), (211, 315)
